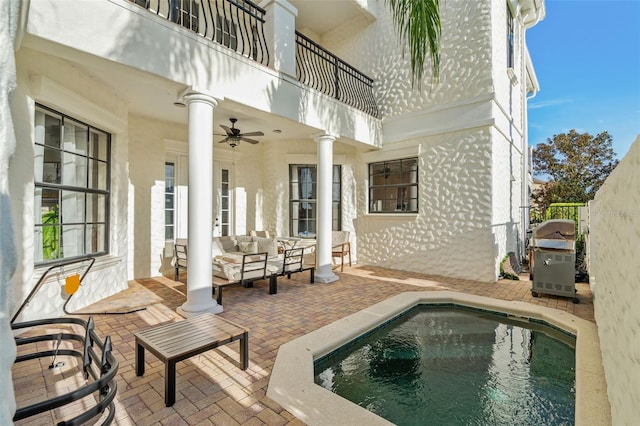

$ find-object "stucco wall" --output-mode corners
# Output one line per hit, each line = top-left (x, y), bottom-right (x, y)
(355, 129), (496, 282)
(9, 49), (129, 322)
(321, 0), (531, 280)
(323, 0), (494, 118)
(128, 115), (187, 278)
(589, 136), (640, 424)
(491, 125), (525, 274)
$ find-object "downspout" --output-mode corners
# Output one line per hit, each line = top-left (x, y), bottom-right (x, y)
(522, 8), (542, 261)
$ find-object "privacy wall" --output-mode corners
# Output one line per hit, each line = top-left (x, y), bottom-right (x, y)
(589, 136), (640, 425)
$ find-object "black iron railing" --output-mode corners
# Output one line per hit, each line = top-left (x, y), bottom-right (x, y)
(295, 31), (379, 118)
(12, 316), (118, 425)
(130, 0), (269, 66)
(530, 204), (583, 226)
(128, 1), (379, 117)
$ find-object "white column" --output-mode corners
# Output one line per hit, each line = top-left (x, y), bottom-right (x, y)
(177, 88), (223, 316)
(260, 0), (298, 76)
(314, 134), (339, 283)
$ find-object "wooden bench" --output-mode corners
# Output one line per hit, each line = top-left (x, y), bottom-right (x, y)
(134, 313), (248, 406)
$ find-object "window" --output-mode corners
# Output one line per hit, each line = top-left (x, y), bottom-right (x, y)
(165, 162), (175, 241)
(171, 0), (199, 32)
(289, 165), (341, 237)
(220, 168), (231, 236)
(369, 158), (418, 213)
(507, 5), (514, 68)
(215, 14), (238, 50)
(34, 105), (110, 264)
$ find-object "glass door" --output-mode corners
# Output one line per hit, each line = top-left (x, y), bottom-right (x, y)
(213, 161), (233, 237)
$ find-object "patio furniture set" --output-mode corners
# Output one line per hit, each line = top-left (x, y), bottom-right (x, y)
(173, 233), (327, 305)
(141, 232), (350, 408)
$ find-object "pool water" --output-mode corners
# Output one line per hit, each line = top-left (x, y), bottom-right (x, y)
(314, 306), (576, 425)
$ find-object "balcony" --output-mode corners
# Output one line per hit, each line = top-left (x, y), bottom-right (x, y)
(128, 0), (379, 117)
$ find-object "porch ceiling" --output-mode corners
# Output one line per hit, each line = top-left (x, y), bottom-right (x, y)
(73, 59), (322, 145)
(289, 0), (374, 37)
(19, 53), (311, 147)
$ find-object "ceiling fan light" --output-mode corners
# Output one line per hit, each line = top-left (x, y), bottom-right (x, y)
(228, 136), (241, 148)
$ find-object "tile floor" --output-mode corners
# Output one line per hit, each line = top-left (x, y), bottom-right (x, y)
(12, 266), (594, 425)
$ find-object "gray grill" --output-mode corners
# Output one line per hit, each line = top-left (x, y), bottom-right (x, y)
(529, 219), (579, 303)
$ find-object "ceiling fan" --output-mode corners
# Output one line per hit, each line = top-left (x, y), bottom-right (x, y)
(217, 118), (264, 148)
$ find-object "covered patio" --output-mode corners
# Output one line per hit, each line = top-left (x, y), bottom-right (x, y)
(12, 266), (596, 425)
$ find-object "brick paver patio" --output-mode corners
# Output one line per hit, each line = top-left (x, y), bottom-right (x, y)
(13, 265), (594, 425)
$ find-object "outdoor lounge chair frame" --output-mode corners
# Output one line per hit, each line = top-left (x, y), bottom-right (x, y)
(213, 251), (273, 305)
(271, 247), (315, 285)
(11, 316), (118, 425)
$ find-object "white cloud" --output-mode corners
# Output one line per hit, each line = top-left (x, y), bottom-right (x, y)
(528, 98), (575, 110)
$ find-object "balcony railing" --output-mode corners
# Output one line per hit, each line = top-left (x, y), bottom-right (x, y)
(130, 0), (269, 65)
(295, 31), (379, 118)
(129, 1), (379, 117)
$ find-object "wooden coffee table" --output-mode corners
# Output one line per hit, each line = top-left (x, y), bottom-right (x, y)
(135, 313), (248, 406)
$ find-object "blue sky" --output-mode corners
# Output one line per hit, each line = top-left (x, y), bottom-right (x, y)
(526, 0), (640, 158)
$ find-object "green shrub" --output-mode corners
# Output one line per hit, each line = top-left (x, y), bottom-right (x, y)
(42, 205), (60, 260)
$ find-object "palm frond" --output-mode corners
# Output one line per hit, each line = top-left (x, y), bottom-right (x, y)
(386, 0), (441, 87)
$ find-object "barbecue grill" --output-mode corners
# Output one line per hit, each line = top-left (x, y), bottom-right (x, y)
(529, 219), (579, 303)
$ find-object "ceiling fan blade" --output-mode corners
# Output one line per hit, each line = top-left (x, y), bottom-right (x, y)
(241, 137), (260, 144)
(218, 137), (229, 143)
(220, 124), (233, 136)
(239, 131), (264, 137)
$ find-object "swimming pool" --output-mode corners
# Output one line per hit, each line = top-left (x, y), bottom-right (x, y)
(267, 291), (610, 425)
(313, 305), (576, 425)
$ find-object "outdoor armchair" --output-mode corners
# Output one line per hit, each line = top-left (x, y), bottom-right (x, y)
(331, 231), (352, 272)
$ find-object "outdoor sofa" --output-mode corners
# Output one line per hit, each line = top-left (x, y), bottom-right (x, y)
(173, 235), (315, 304)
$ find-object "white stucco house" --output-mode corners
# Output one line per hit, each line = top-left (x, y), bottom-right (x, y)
(2, 0), (546, 419)
(6, 1), (640, 423)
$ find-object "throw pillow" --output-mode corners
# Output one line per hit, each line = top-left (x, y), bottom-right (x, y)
(256, 237), (278, 257)
(239, 241), (258, 254)
(212, 239), (225, 258)
(217, 236), (237, 252)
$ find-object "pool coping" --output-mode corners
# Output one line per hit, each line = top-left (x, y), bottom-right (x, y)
(267, 291), (611, 426)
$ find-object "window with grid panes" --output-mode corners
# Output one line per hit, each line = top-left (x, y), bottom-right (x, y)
(34, 105), (110, 264)
(289, 165), (341, 237)
(369, 158), (418, 213)
(165, 162), (175, 241)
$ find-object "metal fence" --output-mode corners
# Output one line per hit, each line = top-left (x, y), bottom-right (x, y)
(530, 204), (582, 226)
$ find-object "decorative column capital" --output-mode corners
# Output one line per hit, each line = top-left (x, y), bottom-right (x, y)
(313, 133), (339, 143)
(177, 86), (222, 108)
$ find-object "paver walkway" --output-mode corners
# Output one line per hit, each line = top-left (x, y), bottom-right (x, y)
(13, 265), (594, 425)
